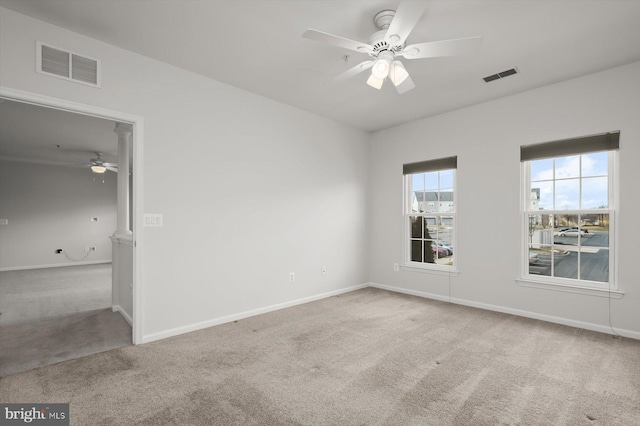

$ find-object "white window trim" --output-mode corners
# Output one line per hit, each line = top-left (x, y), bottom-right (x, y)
(516, 278), (623, 298)
(520, 151), (620, 292)
(401, 263), (460, 276)
(403, 172), (457, 272)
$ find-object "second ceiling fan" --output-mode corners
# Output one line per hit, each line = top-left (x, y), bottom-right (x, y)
(302, 2), (482, 94)
(87, 152), (118, 174)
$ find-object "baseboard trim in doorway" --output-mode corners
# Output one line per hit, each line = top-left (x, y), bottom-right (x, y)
(0, 260), (112, 272)
(113, 305), (133, 326)
(141, 283), (369, 344)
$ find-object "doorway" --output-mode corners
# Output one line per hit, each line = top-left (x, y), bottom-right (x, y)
(0, 87), (143, 375)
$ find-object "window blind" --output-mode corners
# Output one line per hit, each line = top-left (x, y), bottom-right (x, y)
(520, 131), (619, 162)
(403, 156), (457, 175)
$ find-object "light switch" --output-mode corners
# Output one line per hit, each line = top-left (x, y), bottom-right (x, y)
(144, 213), (163, 227)
(0, 219), (7, 225)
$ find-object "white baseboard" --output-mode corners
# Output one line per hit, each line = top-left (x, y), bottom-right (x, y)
(370, 282), (640, 341)
(370, 282), (451, 303)
(141, 283), (369, 344)
(0, 260), (112, 272)
(112, 305), (133, 326)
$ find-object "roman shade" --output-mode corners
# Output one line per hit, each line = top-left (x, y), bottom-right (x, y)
(403, 156), (457, 175)
(520, 131), (619, 162)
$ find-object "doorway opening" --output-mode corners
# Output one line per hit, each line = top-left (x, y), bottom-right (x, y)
(0, 87), (143, 376)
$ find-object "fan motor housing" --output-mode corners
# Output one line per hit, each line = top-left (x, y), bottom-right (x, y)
(368, 29), (404, 57)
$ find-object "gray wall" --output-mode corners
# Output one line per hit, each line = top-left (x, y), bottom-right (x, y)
(0, 160), (117, 269)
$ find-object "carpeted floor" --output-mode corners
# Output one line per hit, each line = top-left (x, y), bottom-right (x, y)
(0, 264), (132, 376)
(1, 288), (639, 425)
(0, 308), (132, 377)
(0, 264), (113, 325)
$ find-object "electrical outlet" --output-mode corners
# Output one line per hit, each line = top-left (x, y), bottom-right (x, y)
(85, 246), (96, 253)
(91, 217), (99, 223)
(321, 266), (326, 276)
(0, 219), (8, 225)
(289, 272), (295, 282)
(90, 246), (96, 252)
(393, 263), (399, 272)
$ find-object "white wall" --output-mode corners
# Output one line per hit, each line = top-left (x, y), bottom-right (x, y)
(370, 61), (640, 337)
(0, 160), (116, 270)
(0, 8), (370, 341)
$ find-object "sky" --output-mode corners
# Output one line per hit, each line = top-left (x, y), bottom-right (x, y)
(530, 151), (608, 210)
(411, 170), (454, 192)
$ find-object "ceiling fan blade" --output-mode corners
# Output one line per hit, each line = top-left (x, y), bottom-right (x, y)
(395, 73), (415, 94)
(102, 162), (118, 167)
(384, 1), (428, 46)
(106, 166), (118, 173)
(401, 36), (483, 59)
(331, 60), (374, 84)
(302, 29), (373, 54)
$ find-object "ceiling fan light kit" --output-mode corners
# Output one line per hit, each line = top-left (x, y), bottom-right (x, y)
(87, 152), (118, 174)
(371, 51), (393, 79)
(390, 61), (409, 86)
(366, 74), (384, 90)
(302, 1), (483, 94)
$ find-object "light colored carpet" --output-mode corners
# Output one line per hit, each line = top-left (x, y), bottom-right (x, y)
(0, 308), (132, 377)
(0, 264), (131, 377)
(1, 288), (639, 425)
(0, 264), (112, 324)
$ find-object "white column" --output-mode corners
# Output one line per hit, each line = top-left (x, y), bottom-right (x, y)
(114, 123), (132, 237)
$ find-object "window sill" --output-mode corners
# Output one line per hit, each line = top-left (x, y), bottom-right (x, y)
(400, 264), (460, 276)
(516, 278), (624, 298)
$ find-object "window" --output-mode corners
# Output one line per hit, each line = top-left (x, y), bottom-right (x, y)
(403, 156), (456, 270)
(521, 131), (619, 290)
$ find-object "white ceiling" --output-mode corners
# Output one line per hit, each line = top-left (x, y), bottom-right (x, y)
(0, 99), (120, 168)
(1, 0), (640, 133)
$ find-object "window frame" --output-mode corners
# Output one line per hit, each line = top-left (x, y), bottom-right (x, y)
(403, 166), (457, 273)
(520, 149), (619, 292)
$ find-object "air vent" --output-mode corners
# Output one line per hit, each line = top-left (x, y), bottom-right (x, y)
(36, 42), (101, 87)
(483, 67), (519, 83)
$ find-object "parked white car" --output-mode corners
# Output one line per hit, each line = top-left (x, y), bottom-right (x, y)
(558, 229), (585, 237)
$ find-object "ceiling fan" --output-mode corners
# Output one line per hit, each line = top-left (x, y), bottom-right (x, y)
(302, 2), (482, 93)
(86, 152), (117, 174)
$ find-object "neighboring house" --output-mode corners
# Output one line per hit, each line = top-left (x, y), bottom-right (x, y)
(529, 187), (543, 226)
(530, 188), (540, 210)
(412, 191), (454, 213)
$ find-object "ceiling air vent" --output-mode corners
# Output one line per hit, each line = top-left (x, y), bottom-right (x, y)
(36, 42), (101, 88)
(483, 67), (519, 83)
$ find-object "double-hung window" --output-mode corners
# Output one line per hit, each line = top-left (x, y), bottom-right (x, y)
(521, 131), (619, 290)
(403, 156), (456, 270)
